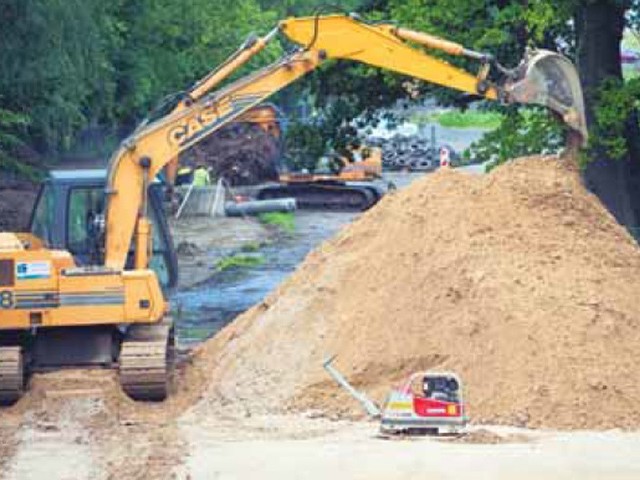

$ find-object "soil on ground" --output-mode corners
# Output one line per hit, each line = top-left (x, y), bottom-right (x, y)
(182, 122), (280, 186)
(189, 154), (640, 430)
(2, 154), (640, 478)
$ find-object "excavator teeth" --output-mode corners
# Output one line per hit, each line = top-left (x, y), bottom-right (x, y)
(505, 49), (588, 146)
(0, 346), (25, 405)
(119, 318), (175, 402)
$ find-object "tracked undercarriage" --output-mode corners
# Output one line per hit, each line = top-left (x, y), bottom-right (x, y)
(0, 318), (174, 405)
(0, 346), (24, 405)
(257, 181), (385, 211)
(119, 318), (175, 401)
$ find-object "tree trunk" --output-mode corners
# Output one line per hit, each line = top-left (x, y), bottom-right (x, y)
(576, 1), (640, 233)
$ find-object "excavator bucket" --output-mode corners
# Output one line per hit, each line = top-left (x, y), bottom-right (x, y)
(505, 49), (588, 146)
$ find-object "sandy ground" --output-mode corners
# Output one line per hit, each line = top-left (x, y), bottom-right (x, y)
(3, 398), (640, 480)
(183, 419), (640, 480)
(1, 367), (639, 480)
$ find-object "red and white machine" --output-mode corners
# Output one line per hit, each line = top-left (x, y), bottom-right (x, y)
(323, 357), (467, 436)
(380, 372), (467, 435)
(439, 146), (451, 167)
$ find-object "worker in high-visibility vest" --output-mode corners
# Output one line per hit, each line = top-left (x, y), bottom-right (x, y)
(193, 164), (211, 187)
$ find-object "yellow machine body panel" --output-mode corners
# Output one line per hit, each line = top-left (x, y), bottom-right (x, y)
(0, 241), (166, 330)
(338, 146), (383, 180)
(279, 146), (383, 183)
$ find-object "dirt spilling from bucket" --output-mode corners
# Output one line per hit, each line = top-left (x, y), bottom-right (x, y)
(191, 155), (640, 430)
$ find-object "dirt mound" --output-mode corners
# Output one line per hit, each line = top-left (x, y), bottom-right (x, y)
(193, 155), (640, 430)
(182, 122), (280, 186)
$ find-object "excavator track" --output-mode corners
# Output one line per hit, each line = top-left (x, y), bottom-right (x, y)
(0, 346), (24, 405)
(119, 318), (175, 401)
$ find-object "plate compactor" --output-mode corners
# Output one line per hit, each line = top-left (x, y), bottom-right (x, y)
(323, 356), (467, 435)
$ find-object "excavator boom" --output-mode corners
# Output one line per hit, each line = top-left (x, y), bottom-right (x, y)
(105, 14), (587, 272)
(281, 15), (586, 139)
(0, 13), (587, 405)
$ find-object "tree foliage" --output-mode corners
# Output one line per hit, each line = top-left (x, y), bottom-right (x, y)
(588, 77), (640, 161)
(0, 0), (277, 157)
(464, 108), (564, 171)
(114, 0), (279, 124)
(0, 0), (114, 151)
(0, 0), (638, 226)
(0, 105), (33, 177)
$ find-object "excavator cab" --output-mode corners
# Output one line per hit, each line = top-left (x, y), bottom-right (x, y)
(29, 170), (178, 290)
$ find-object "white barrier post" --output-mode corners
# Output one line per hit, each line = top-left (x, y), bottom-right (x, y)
(175, 182), (195, 220)
(210, 177), (226, 217)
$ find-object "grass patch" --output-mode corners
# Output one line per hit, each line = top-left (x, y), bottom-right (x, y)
(258, 211), (295, 234)
(411, 110), (504, 129)
(215, 254), (265, 272)
(177, 325), (213, 341)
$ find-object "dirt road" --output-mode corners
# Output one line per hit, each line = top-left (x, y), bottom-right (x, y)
(3, 397), (640, 480)
(183, 418), (640, 480)
(1, 368), (639, 480)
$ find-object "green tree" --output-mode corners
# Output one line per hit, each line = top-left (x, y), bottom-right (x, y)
(258, 0), (364, 16)
(574, 0), (640, 231)
(0, 0), (116, 152)
(0, 0), (277, 160)
(113, 0), (279, 125)
(0, 106), (33, 177)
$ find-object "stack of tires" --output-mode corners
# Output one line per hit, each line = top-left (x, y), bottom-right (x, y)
(367, 135), (459, 171)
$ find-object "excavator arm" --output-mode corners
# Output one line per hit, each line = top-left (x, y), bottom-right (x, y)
(104, 13), (587, 271)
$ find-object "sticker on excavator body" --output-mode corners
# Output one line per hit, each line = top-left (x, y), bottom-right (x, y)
(16, 261), (51, 280)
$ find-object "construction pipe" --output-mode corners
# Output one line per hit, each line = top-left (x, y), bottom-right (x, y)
(224, 198), (297, 217)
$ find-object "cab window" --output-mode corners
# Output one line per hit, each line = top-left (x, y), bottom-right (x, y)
(30, 184), (56, 245)
(65, 186), (173, 288)
(67, 187), (105, 255)
(147, 198), (171, 286)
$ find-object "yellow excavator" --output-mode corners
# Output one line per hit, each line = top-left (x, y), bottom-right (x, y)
(0, 13), (586, 404)
(271, 143), (385, 210)
(214, 103), (385, 208)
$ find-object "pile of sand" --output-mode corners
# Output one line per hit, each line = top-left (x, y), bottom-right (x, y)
(193, 156), (640, 430)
